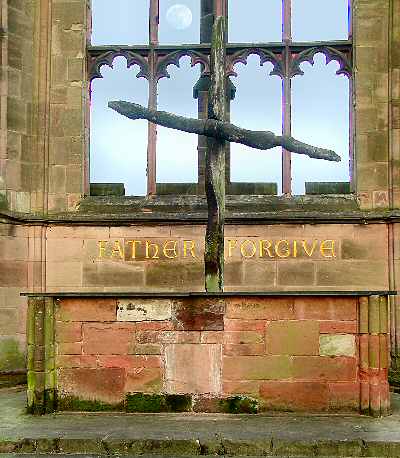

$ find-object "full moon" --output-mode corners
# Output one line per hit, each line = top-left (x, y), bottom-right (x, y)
(166, 4), (193, 30)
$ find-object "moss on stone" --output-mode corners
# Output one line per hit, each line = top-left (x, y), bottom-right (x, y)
(58, 396), (123, 412)
(219, 396), (259, 414)
(166, 394), (192, 412)
(126, 393), (192, 413)
(126, 393), (168, 413)
(0, 338), (25, 372)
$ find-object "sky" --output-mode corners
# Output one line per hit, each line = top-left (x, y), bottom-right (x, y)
(90, 0), (350, 196)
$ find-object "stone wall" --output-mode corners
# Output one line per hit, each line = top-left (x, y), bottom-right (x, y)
(0, 223), (28, 385)
(25, 294), (390, 415)
(43, 223), (389, 292)
(0, 0), (35, 212)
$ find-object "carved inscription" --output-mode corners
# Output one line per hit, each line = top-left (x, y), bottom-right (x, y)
(97, 239), (336, 260)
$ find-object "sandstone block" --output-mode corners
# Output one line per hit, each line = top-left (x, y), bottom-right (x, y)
(320, 335), (356, 357)
(165, 344), (221, 394)
(57, 342), (81, 355)
(200, 331), (224, 344)
(56, 322), (82, 343)
(98, 355), (161, 370)
(319, 321), (358, 334)
(294, 297), (357, 321)
(223, 331), (264, 345)
(223, 355), (292, 380)
(226, 297), (295, 320)
(224, 319), (266, 331)
(82, 323), (134, 355)
(223, 343), (265, 356)
(56, 298), (117, 322)
(56, 355), (97, 369)
(292, 356), (357, 381)
(125, 367), (162, 393)
(266, 321), (319, 356)
(117, 299), (172, 322)
(173, 298), (224, 331)
(260, 381), (328, 412)
(57, 368), (125, 404)
(328, 382), (360, 411)
(223, 380), (261, 395)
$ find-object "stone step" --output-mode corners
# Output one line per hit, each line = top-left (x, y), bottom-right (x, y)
(0, 438), (399, 457)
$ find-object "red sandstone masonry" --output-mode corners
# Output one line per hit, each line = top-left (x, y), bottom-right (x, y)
(260, 381), (329, 412)
(82, 323), (135, 355)
(56, 298), (117, 322)
(53, 295), (389, 415)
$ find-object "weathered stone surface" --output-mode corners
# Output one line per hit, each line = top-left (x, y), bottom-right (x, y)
(266, 321), (320, 356)
(117, 299), (172, 322)
(82, 323), (134, 355)
(173, 298), (224, 330)
(57, 298), (117, 322)
(260, 381), (329, 412)
(223, 355), (292, 381)
(320, 335), (356, 357)
(57, 368), (125, 404)
(165, 344), (221, 394)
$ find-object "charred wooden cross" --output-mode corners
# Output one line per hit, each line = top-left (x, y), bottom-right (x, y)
(109, 17), (341, 293)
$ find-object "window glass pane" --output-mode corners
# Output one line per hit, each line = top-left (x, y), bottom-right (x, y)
(230, 57), (282, 193)
(157, 57), (200, 183)
(292, 0), (349, 42)
(229, 0), (282, 43)
(90, 58), (149, 195)
(291, 54), (350, 195)
(91, 0), (149, 45)
(159, 0), (200, 44)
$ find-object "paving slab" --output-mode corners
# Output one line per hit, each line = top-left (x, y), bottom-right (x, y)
(1, 388), (400, 456)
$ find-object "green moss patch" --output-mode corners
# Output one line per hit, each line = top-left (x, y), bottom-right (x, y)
(219, 396), (259, 414)
(126, 393), (192, 413)
(58, 396), (123, 412)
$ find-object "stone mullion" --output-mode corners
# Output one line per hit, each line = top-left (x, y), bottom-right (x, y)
(147, 0), (159, 196)
(282, 0), (292, 195)
(359, 295), (390, 417)
(0, 0), (8, 198)
(31, 0), (52, 214)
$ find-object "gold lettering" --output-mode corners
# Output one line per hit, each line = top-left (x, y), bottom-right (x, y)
(163, 240), (178, 259)
(146, 240), (159, 259)
(320, 239), (336, 258)
(111, 240), (124, 259)
(293, 240), (298, 258)
(259, 240), (274, 258)
(240, 240), (257, 258)
(275, 240), (290, 258)
(302, 240), (318, 257)
(98, 241), (107, 259)
(183, 240), (196, 258)
(227, 239), (237, 257)
(127, 240), (141, 259)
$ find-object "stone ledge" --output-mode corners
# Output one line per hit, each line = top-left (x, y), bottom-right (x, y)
(1, 390), (400, 457)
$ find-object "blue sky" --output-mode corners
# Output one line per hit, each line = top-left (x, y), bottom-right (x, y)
(90, 1), (350, 195)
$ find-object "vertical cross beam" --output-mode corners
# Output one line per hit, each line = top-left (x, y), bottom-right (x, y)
(204, 15), (226, 292)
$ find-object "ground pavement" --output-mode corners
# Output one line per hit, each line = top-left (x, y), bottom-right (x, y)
(1, 387), (400, 457)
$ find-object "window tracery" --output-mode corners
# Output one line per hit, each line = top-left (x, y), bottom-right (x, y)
(88, 0), (352, 196)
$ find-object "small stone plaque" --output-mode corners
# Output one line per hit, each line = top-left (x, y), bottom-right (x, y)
(117, 299), (172, 322)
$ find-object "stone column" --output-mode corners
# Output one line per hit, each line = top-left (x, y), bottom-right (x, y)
(359, 295), (390, 417)
(27, 296), (56, 414)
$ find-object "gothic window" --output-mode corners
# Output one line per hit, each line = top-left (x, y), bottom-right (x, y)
(88, 1), (352, 196)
